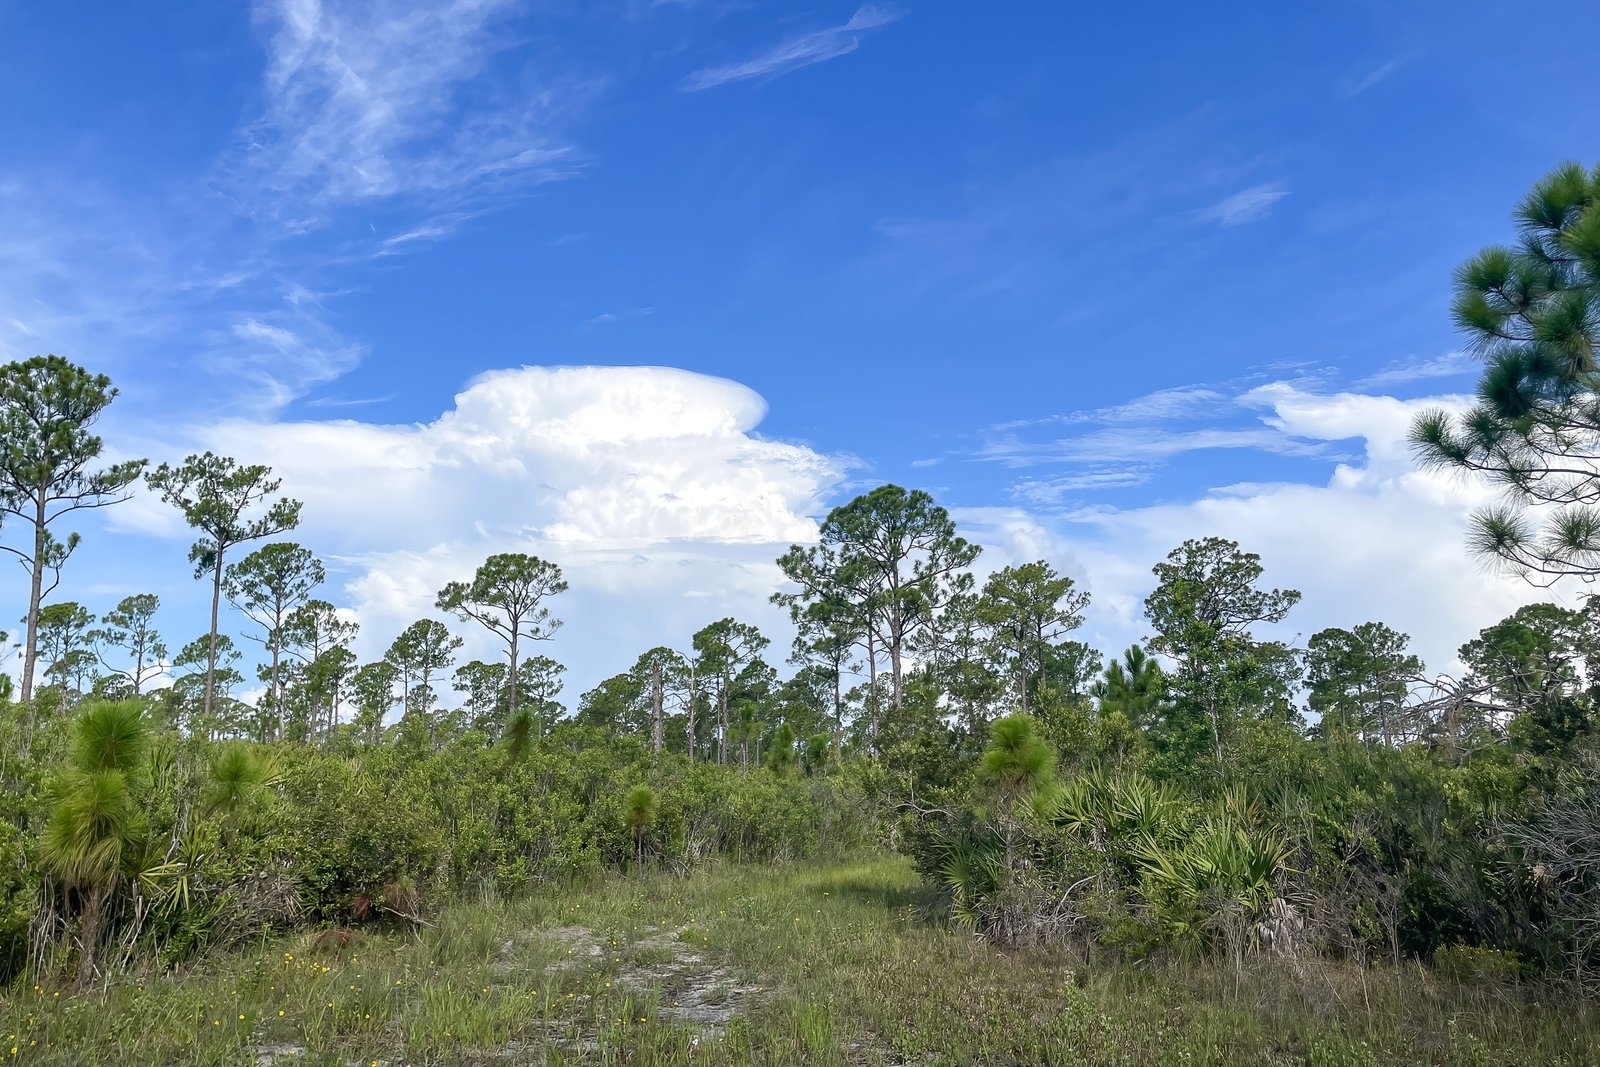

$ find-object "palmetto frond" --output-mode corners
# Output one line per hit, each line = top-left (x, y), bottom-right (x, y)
(940, 843), (1003, 927)
(1137, 816), (1290, 916)
(135, 825), (210, 917)
(1044, 768), (1180, 847)
(1113, 774), (1181, 838)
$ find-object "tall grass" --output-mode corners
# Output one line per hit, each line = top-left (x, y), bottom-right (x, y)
(0, 856), (1592, 1065)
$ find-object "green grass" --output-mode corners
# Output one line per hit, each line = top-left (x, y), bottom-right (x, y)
(1, 856), (1595, 1065)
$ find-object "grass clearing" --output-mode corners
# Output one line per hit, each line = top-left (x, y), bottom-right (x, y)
(1, 855), (1594, 1065)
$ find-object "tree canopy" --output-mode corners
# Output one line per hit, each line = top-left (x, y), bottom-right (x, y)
(1413, 162), (1600, 579)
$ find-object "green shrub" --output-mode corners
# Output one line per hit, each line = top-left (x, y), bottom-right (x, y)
(1433, 944), (1526, 985)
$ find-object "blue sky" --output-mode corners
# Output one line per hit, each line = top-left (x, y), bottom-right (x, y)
(2, 0), (1598, 701)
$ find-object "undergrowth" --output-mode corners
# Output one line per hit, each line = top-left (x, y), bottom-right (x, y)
(0, 855), (1592, 1065)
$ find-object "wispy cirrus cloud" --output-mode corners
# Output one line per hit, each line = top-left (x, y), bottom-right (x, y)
(972, 378), (1352, 511)
(681, 4), (902, 91)
(0, 163), (387, 415)
(234, 0), (583, 222)
(966, 354), (1477, 516)
(376, 214), (479, 255)
(992, 385), (1226, 432)
(1, 1), (611, 416)
(223, 315), (368, 410)
(1194, 182), (1289, 227)
(1338, 58), (1404, 100)
(582, 306), (656, 328)
(852, 113), (1292, 310)
(303, 393), (395, 409)
(981, 424), (1331, 468)
(1011, 468), (1156, 504)
(1356, 351), (1475, 388)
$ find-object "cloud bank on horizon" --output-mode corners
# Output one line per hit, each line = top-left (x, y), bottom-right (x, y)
(94, 360), (1563, 698)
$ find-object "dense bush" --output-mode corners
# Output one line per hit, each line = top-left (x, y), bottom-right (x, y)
(903, 693), (1600, 984)
(0, 700), (881, 986)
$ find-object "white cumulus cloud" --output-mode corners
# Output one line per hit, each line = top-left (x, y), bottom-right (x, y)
(979, 383), (1578, 678)
(121, 365), (848, 694)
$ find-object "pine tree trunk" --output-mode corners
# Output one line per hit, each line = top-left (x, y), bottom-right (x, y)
(423, 669), (436, 749)
(507, 630), (521, 728)
(1209, 702), (1224, 770)
(330, 677), (342, 743)
(890, 642), (903, 710)
(20, 490), (47, 704)
(833, 666), (843, 733)
(401, 675), (411, 734)
(271, 636), (282, 742)
(718, 679), (729, 765)
(205, 552), (224, 722)
(866, 631), (879, 750)
(651, 656), (663, 755)
(76, 881), (111, 990)
(686, 666), (698, 764)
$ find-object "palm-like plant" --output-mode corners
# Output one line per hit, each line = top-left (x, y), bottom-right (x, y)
(765, 722), (797, 774)
(1040, 769), (1185, 900)
(1136, 815), (1291, 954)
(1114, 774), (1182, 840)
(980, 714), (1055, 874)
(203, 741), (282, 819)
(939, 831), (1006, 932)
(1091, 646), (1166, 728)
(624, 785), (658, 872)
(982, 714), (1056, 795)
(503, 708), (535, 761)
(39, 700), (152, 987)
(803, 733), (830, 776)
(1046, 769), (1180, 846)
